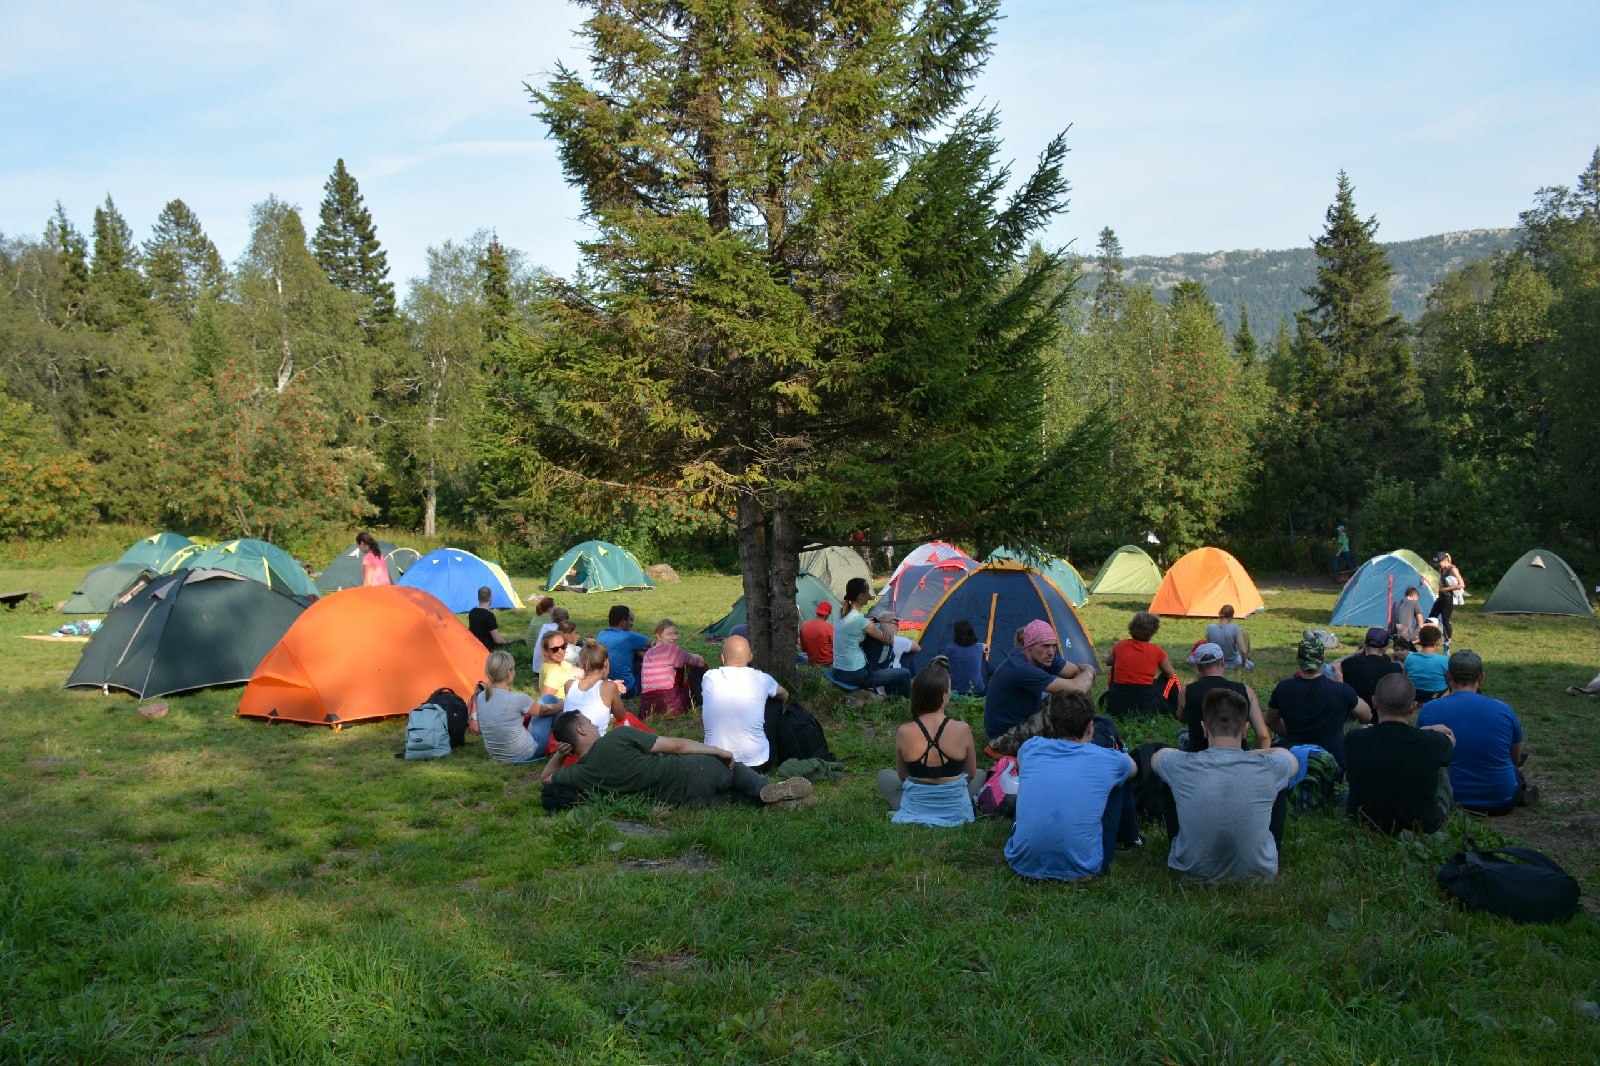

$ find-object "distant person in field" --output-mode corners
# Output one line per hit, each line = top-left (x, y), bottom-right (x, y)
(945, 618), (989, 696)
(1345, 674), (1455, 835)
(1432, 551), (1467, 648)
(1404, 625), (1449, 703)
(541, 712), (817, 810)
(1265, 638), (1370, 770)
(701, 635), (786, 771)
(799, 601), (835, 666)
(1004, 690), (1136, 882)
(1181, 642), (1270, 752)
(527, 598), (560, 652)
(1417, 650), (1531, 816)
(639, 618), (707, 719)
(983, 619), (1095, 749)
(1104, 611), (1181, 718)
(1568, 669), (1600, 697)
(356, 531), (390, 587)
(1391, 586), (1424, 646)
(1153, 688), (1301, 884)
(467, 586), (509, 652)
(597, 605), (650, 694)
(877, 657), (980, 826)
(1331, 627), (1404, 707)
(1330, 523), (1354, 578)
(1204, 604), (1251, 675)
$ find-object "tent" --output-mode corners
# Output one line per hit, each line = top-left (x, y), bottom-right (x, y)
(908, 562), (1098, 672)
(1088, 545), (1164, 597)
(1481, 549), (1593, 616)
(400, 548), (519, 613)
(796, 545), (873, 601)
(65, 569), (309, 698)
(181, 539), (319, 599)
(986, 546), (1088, 606)
(701, 573), (839, 640)
(160, 541), (209, 573)
(544, 540), (654, 594)
(1387, 549), (1441, 594)
(238, 586), (490, 728)
(878, 559), (976, 633)
(1149, 547), (1265, 618)
(115, 532), (195, 572)
(63, 561), (157, 614)
(881, 541), (976, 592)
(316, 541), (421, 592)
(1330, 553), (1437, 628)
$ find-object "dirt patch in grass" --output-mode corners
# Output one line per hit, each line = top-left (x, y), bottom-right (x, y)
(626, 950), (699, 977)
(621, 848), (713, 873)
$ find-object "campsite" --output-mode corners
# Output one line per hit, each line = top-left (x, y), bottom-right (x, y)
(3, 526), (1598, 1064)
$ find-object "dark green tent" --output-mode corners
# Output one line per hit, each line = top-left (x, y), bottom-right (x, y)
(701, 572), (838, 640)
(115, 532), (196, 571)
(1480, 549), (1593, 617)
(316, 541), (421, 592)
(65, 569), (309, 698)
(63, 562), (157, 614)
(182, 538), (319, 598)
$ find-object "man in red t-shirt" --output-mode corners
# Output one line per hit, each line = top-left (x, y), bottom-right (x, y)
(799, 601), (834, 666)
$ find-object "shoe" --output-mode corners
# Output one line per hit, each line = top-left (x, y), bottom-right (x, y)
(1117, 834), (1146, 851)
(760, 777), (814, 804)
(774, 794), (821, 812)
(1523, 782), (1541, 808)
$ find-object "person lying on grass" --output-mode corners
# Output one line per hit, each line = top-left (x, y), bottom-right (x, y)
(539, 711), (818, 810)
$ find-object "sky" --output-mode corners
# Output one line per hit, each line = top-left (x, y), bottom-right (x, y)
(3, 1), (1597, 298)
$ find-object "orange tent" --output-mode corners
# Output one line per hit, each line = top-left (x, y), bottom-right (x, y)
(238, 586), (489, 728)
(1148, 547), (1265, 618)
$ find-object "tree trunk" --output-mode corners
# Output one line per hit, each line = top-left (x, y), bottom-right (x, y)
(424, 456), (438, 537)
(736, 491), (772, 666)
(765, 500), (800, 684)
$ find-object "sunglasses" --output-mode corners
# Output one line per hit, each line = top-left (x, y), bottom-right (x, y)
(543, 643), (564, 654)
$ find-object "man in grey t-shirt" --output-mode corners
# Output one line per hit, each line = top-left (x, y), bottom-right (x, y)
(1153, 687), (1299, 884)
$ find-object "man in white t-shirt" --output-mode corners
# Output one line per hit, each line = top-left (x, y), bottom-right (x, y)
(702, 636), (788, 770)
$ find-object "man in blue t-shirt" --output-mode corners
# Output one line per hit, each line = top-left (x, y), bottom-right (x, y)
(596, 605), (651, 695)
(983, 618), (1095, 743)
(1266, 637), (1370, 769)
(1005, 691), (1135, 882)
(1417, 649), (1529, 815)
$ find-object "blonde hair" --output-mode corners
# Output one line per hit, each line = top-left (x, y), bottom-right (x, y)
(579, 640), (610, 674)
(653, 618), (678, 639)
(485, 650), (515, 684)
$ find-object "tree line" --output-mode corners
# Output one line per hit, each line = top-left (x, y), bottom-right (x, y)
(2, 0), (1595, 668)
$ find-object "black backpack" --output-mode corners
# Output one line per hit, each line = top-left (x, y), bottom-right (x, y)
(428, 686), (471, 749)
(764, 697), (835, 766)
(1438, 841), (1580, 924)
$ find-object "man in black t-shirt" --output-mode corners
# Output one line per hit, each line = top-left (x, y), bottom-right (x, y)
(467, 586), (508, 652)
(1345, 673), (1455, 833)
(1180, 642), (1270, 751)
(1334, 627), (1404, 706)
(1266, 638), (1371, 769)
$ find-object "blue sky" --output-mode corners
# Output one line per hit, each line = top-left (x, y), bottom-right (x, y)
(3, 1), (1597, 297)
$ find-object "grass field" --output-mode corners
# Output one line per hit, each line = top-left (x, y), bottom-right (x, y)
(3, 532), (1598, 1064)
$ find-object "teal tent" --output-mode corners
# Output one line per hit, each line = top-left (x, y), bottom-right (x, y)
(1480, 549), (1593, 616)
(701, 573), (838, 640)
(63, 562), (158, 614)
(116, 532), (195, 572)
(316, 541), (421, 592)
(65, 569), (309, 698)
(986, 546), (1089, 606)
(180, 539), (319, 599)
(545, 540), (654, 594)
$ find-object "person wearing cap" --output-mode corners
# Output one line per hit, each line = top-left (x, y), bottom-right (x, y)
(799, 600), (835, 667)
(1181, 642), (1269, 752)
(832, 577), (911, 697)
(1266, 638), (1371, 769)
(1345, 674), (1456, 834)
(1433, 552), (1466, 648)
(1204, 604), (1251, 677)
(1104, 611), (1182, 718)
(1331, 523), (1354, 578)
(1332, 627), (1404, 706)
(983, 618), (1095, 743)
(1417, 650), (1530, 815)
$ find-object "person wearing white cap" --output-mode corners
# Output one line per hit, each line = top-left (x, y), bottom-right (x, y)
(1181, 642), (1270, 752)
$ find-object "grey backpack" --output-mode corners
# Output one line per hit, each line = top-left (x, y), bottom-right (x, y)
(403, 703), (453, 760)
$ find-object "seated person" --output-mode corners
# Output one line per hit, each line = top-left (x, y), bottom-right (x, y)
(1346, 674), (1455, 834)
(1266, 638), (1371, 770)
(1417, 650), (1529, 816)
(1204, 603), (1251, 675)
(1104, 611), (1181, 718)
(526, 597), (559, 651)
(1181, 642), (1269, 751)
(798, 601), (834, 666)
(984, 619), (1094, 749)
(701, 635), (787, 770)
(831, 578), (911, 697)
(945, 619), (989, 696)
(1153, 688), (1301, 884)
(1332, 627), (1403, 706)
(639, 618), (707, 719)
(596, 605), (650, 694)
(467, 586), (509, 652)
(1004, 690), (1136, 882)
(876, 657), (980, 826)
(476, 651), (558, 762)
(540, 712), (818, 810)
(538, 630), (582, 701)
(1403, 625), (1449, 702)
(565, 641), (630, 736)
(1391, 586), (1424, 645)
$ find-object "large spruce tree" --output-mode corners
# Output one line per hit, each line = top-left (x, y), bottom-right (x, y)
(88, 195), (145, 329)
(143, 199), (225, 323)
(523, 0), (1104, 670)
(313, 159), (396, 337)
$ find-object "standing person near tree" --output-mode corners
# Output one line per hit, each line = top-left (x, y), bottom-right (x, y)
(1330, 523), (1354, 579)
(356, 532), (390, 587)
(1433, 552), (1466, 650)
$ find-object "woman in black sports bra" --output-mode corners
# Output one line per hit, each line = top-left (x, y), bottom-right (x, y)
(876, 658), (981, 826)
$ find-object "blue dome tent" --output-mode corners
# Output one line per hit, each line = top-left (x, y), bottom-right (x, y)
(1330, 553), (1437, 628)
(398, 549), (518, 613)
(906, 562), (1098, 673)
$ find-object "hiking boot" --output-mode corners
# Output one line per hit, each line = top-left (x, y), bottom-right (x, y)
(774, 794), (821, 812)
(760, 777), (814, 804)
(1523, 782), (1541, 808)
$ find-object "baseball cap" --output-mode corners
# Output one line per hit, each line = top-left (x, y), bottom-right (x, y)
(1364, 627), (1391, 648)
(1447, 649), (1484, 682)
(1297, 637), (1325, 672)
(1188, 641), (1224, 666)
(815, 601), (833, 617)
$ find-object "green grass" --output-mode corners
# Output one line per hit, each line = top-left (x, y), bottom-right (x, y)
(3, 548), (1599, 1063)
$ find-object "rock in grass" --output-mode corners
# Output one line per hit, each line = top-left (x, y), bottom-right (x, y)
(138, 702), (169, 720)
(645, 563), (680, 583)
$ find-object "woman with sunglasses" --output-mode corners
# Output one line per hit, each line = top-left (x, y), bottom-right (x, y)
(539, 631), (582, 703)
(876, 657), (980, 825)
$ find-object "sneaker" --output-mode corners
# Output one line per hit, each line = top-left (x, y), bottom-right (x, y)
(774, 794), (821, 812)
(760, 777), (814, 804)
(1523, 782), (1541, 808)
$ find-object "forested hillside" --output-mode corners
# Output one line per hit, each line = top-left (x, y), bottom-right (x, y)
(1078, 228), (1518, 332)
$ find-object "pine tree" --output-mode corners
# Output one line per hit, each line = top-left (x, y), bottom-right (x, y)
(88, 195), (144, 329)
(42, 203), (89, 327)
(1233, 302), (1257, 365)
(143, 199), (225, 323)
(1092, 226), (1127, 321)
(313, 159), (396, 338)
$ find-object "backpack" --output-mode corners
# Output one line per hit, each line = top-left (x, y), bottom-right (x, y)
(1288, 746), (1341, 812)
(428, 686), (471, 749)
(1438, 841), (1580, 924)
(977, 756), (1019, 817)
(764, 697), (835, 765)
(403, 703), (453, 760)
(1130, 741), (1172, 823)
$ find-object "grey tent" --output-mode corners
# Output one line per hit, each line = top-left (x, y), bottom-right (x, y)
(63, 562), (157, 614)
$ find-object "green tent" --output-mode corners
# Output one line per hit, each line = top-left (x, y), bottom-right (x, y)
(316, 542), (421, 592)
(115, 532), (196, 572)
(701, 572), (839, 640)
(1480, 549), (1593, 616)
(797, 544), (873, 601)
(65, 569), (309, 698)
(181, 539), (319, 599)
(63, 562), (157, 614)
(1088, 545), (1164, 597)
(986, 546), (1089, 606)
(545, 540), (654, 593)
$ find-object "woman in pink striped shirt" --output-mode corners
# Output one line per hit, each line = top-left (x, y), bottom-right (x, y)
(640, 619), (707, 719)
